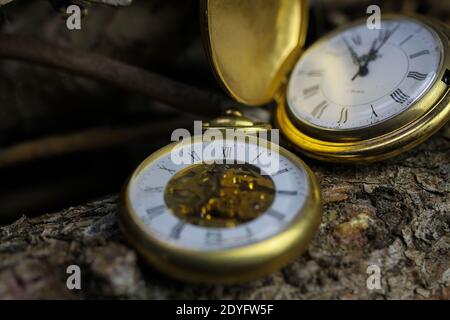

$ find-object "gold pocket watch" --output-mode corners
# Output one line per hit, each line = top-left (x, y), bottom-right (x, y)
(202, 0), (449, 162)
(119, 110), (322, 283)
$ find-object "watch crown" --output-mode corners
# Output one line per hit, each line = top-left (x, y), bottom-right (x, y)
(203, 108), (272, 134)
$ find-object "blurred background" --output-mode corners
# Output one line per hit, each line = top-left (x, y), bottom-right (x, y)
(0, 0), (449, 224)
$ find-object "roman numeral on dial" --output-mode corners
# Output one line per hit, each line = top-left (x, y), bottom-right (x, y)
(409, 50), (430, 59)
(144, 186), (164, 193)
(272, 168), (289, 177)
(169, 221), (186, 240)
(370, 104), (378, 118)
(190, 151), (201, 162)
(158, 164), (176, 174)
(311, 101), (328, 119)
(298, 70), (323, 77)
(267, 209), (285, 221)
(303, 85), (319, 99)
(399, 34), (413, 46)
(307, 70), (323, 77)
(337, 108), (348, 124)
(146, 205), (166, 220)
(407, 71), (428, 81)
(205, 231), (222, 245)
(390, 88), (410, 104)
(222, 146), (232, 159)
(277, 190), (298, 196)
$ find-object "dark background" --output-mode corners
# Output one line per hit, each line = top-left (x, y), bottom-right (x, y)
(0, 0), (448, 223)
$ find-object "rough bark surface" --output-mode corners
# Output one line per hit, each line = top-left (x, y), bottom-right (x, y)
(0, 125), (449, 300)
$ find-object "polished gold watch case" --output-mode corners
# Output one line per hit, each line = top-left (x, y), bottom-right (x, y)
(119, 138), (322, 284)
(276, 14), (450, 163)
(201, 1), (449, 162)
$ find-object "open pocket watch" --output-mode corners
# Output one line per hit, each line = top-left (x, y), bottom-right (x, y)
(202, 0), (449, 162)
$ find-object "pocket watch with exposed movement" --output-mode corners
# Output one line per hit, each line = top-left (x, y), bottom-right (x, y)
(119, 110), (322, 283)
(202, 0), (449, 162)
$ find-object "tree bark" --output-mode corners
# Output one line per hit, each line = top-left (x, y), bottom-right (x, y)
(0, 124), (448, 300)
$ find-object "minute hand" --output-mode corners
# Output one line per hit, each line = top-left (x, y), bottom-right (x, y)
(374, 23), (400, 52)
(351, 24), (400, 81)
(343, 37), (361, 67)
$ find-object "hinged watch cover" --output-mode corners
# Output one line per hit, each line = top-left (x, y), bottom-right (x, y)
(201, 0), (308, 106)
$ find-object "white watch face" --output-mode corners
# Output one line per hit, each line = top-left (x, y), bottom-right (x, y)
(287, 18), (444, 130)
(127, 138), (309, 251)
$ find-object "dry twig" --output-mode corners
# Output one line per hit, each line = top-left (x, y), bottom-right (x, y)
(0, 33), (229, 117)
(0, 119), (192, 168)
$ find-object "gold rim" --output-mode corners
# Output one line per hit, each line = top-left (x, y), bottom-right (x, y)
(118, 138), (322, 284)
(276, 14), (450, 162)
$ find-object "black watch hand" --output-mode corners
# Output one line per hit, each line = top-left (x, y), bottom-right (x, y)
(352, 24), (400, 81)
(343, 37), (361, 67)
(352, 39), (377, 81)
(374, 23), (400, 53)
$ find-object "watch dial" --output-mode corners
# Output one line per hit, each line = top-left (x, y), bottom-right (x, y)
(127, 138), (309, 251)
(287, 18), (444, 130)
